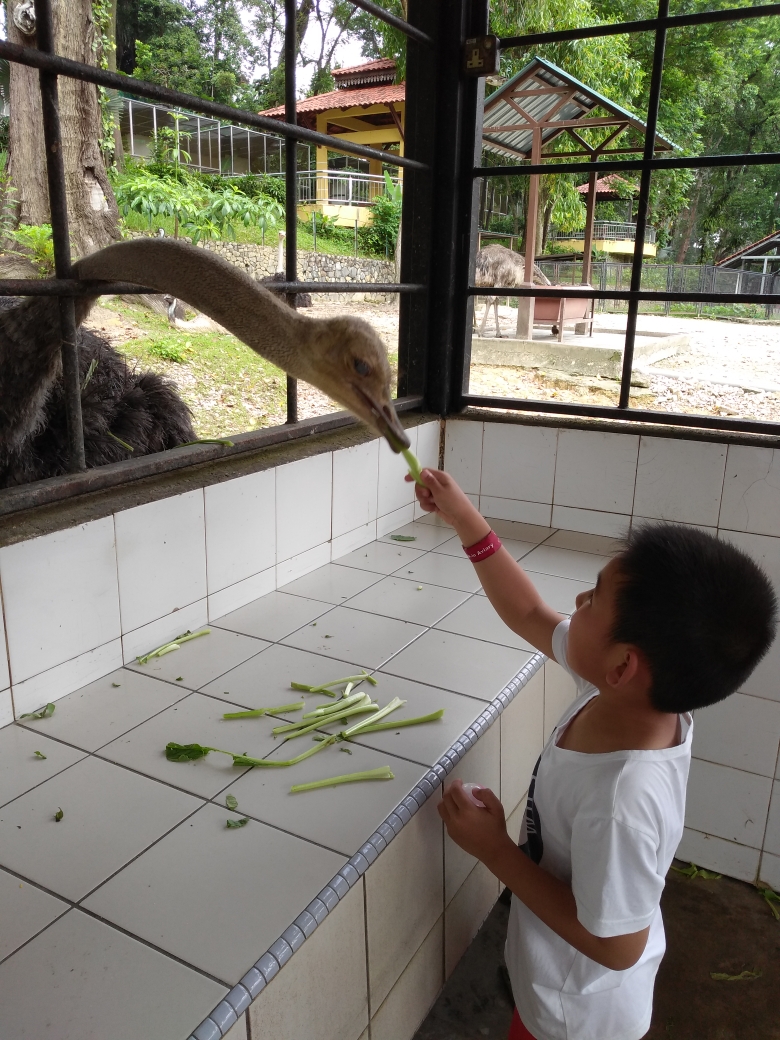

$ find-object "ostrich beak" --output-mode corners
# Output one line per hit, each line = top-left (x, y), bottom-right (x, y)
(353, 385), (410, 453)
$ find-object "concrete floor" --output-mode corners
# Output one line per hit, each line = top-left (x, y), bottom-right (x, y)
(414, 864), (780, 1040)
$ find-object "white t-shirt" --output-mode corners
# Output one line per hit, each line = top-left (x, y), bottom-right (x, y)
(505, 619), (692, 1040)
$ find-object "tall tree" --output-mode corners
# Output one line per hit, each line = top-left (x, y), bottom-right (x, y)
(5, 0), (120, 256)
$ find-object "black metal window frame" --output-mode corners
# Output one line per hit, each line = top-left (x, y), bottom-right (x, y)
(0, 0), (432, 501)
(459, 0), (780, 439)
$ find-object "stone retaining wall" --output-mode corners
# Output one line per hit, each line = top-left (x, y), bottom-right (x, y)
(127, 232), (395, 300)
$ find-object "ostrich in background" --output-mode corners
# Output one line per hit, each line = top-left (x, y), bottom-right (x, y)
(0, 239), (409, 488)
(260, 230), (312, 308)
(474, 244), (551, 338)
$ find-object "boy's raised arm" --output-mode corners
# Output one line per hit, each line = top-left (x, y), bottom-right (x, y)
(409, 469), (564, 659)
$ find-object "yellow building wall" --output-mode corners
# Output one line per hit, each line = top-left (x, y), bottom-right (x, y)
(554, 237), (657, 258)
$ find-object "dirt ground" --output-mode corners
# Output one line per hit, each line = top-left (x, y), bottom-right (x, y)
(414, 867), (780, 1040)
(86, 295), (780, 435)
(471, 305), (780, 422)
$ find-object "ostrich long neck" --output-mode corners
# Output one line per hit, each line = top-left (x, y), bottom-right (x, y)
(75, 240), (320, 381)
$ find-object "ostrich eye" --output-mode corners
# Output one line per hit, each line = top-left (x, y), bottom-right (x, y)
(353, 359), (371, 377)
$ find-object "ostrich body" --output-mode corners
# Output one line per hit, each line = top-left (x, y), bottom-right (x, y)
(0, 239), (407, 488)
(474, 244), (551, 338)
(260, 231), (312, 308)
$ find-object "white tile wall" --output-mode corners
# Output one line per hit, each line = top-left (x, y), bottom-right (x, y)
(332, 441), (379, 539)
(550, 505), (629, 538)
(0, 518), (121, 686)
(115, 491), (206, 635)
(553, 430), (638, 514)
(204, 470), (275, 594)
(719, 445), (780, 538)
(0, 586), (12, 726)
(444, 420), (483, 495)
(675, 828), (761, 884)
(481, 423), (557, 506)
(692, 694), (780, 777)
(760, 850), (780, 888)
(633, 437), (727, 527)
(370, 918), (443, 1040)
(276, 452), (333, 563)
(685, 759), (772, 849)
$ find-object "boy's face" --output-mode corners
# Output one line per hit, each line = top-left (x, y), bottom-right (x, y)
(566, 555), (625, 687)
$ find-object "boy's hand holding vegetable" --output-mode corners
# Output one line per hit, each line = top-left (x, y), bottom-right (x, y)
(406, 468), (491, 544)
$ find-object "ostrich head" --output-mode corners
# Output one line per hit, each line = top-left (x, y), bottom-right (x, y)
(75, 239), (410, 452)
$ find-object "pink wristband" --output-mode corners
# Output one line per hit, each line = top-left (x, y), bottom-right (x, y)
(462, 530), (502, 562)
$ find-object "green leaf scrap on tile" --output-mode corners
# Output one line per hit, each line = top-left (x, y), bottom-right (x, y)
(710, 969), (762, 981)
(390, 534), (417, 541)
(19, 703), (55, 721)
(759, 885), (780, 920)
(225, 794), (238, 811)
(33, 751), (47, 759)
(226, 817), (249, 829)
(54, 807), (64, 822)
(671, 862), (722, 881)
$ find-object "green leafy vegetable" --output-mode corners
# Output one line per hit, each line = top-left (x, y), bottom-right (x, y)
(137, 628), (210, 665)
(290, 765), (395, 794)
(19, 703), (55, 721)
(710, 969), (762, 981)
(272, 701), (378, 740)
(350, 709), (445, 735)
(223, 701), (304, 719)
(225, 794), (238, 810)
(671, 862), (722, 881)
(54, 807), (64, 822)
(111, 682), (121, 688)
(759, 885), (780, 919)
(402, 448), (425, 486)
(166, 736), (338, 769)
(165, 742), (217, 762)
(34, 750), (47, 759)
(226, 817), (249, 828)
(390, 534), (417, 541)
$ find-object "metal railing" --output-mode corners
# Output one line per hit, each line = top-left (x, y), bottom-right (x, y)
(266, 170), (400, 205)
(548, 221), (657, 245)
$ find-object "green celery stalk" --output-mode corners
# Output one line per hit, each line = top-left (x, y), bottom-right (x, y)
(223, 701), (304, 719)
(348, 709), (445, 734)
(273, 702), (378, 740)
(302, 692), (369, 719)
(234, 736), (337, 768)
(342, 697), (406, 738)
(137, 628), (210, 665)
(290, 765), (395, 794)
(290, 672), (377, 695)
(402, 448), (425, 486)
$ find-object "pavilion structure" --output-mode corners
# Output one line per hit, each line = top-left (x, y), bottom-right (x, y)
(259, 59), (405, 227)
(716, 230), (780, 277)
(481, 57), (674, 337)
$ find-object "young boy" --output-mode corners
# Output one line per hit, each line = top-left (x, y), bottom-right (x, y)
(409, 467), (777, 1040)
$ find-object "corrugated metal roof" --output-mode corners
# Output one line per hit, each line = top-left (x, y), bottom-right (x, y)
(716, 229), (780, 267)
(482, 57), (674, 161)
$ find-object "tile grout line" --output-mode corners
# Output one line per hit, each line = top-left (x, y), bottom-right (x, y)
(183, 652), (546, 1040)
(0, 566), (16, 721)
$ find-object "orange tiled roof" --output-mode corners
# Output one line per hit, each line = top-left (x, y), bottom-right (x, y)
(576, 173), (635, 196)
(259, 83), (405, 119)
(333, 58), (396, 77)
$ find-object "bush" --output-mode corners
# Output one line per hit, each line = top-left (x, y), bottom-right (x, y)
(6, 223), (55, 275)
(359, 172), (402, 256)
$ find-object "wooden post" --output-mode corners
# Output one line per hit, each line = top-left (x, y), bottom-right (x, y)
(576, 166), (598, 334)
(516, 126), (541, 339)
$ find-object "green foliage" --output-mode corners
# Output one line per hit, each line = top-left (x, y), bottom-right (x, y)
(113, 168), (283, 243)
(360, 171), (402, 255)
(6, 224), (56, 276)
(146, 337), (192, 363)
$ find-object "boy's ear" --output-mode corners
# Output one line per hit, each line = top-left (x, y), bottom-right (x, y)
(605, 646), (650, 690)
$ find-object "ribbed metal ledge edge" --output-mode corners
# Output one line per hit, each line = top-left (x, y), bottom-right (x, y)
(187, 652), (545, 1040)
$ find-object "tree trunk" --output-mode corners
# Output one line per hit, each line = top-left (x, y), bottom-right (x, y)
(6, 0), (121, 257)
(674, 171), (703, 265)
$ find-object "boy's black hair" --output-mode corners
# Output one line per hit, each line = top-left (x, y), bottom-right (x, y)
(611, 524), (777, 713)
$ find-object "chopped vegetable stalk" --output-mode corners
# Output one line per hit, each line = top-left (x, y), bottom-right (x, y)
(137, 628), (210, 665)
(272, 702), (378, 740)
(710, 970), (762, 981)
(390, 534), (417, 541)
(107, 430), (134, 452)
(54, 807), (64, 822)
(165, 736), (337, 769)
(290, 671), (376, 695)
(759, 886), (780, 919)
(402, 447), (425, 486)
(342, 682), (355, 698)
(290, 765), (395, 794)
(225, 794), (238, 810)
(19, 702), (55, 720)
(226, 817), (249, 828)
(349, 709), (445, 734)
(34, 750), (47, 759)
(179, 438), (235, 447)
(302, 692), (369, 719)
(342, 697), (406, 738)
(223, 701), (304, 719)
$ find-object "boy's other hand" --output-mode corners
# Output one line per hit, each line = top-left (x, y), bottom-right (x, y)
(406, 468), (486, 537)
(439, 779), (511, 861)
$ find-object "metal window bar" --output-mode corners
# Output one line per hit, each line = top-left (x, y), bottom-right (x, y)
(285, 0), (298, 424)
(461, 0), (780, 436)
(0, 0), (433, 485)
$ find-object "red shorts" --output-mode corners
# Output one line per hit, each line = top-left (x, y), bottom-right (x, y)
(508, 1008), (536, 1040)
